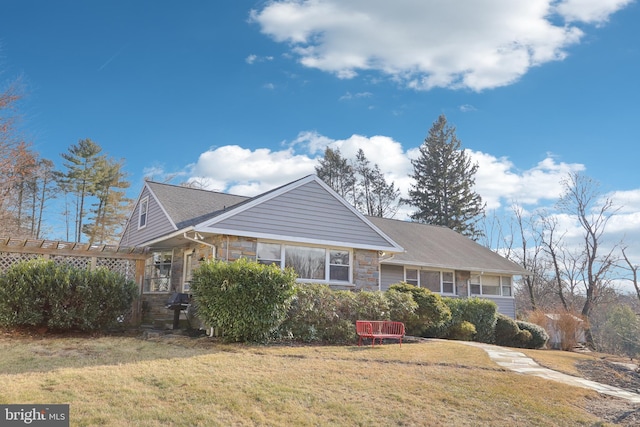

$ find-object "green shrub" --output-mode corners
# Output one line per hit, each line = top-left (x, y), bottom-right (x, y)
(355, 290), (389, 321)
(0, 258), (137, 331)
(494, 313), (520, 346)
(278, 284), (357, 343)
(517, 320), (549, 349)
(447, 321), (476, 341)
(443, 297), (497, 343)
(191, 258), (296, 343)
(385, 289), (418, 325)
(388, 283), (451, 337)
(516, 329), (533, 347)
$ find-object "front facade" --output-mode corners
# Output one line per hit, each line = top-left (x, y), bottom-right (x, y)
(120, 175), (528, 321)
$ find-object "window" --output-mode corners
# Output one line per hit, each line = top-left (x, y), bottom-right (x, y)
(285, 245), (325, 280)
(501, 276), (512, 296)
(405, 268), (455, 294)
(442, 272), (455, 294)
(144, 250), (172, 293)
(405, 269), (418, 286)
(257, 242), (281, 266)
(329, 250), (350, 281)
(420, 270), (440, 293)
(469, 274), (513, 297)
(470, 275), (481, 295)
(257, 242), (351, 283)
(482, 275), (500, 295)
(138, 197), (149, 229)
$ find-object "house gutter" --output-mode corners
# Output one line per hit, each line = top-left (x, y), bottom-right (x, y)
(182, 232), (216, 258)
(141, 227), (195, 248)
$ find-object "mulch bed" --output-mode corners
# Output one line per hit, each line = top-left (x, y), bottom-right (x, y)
(576, 359), (640, 425)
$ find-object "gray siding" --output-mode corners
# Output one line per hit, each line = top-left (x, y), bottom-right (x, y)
(209, 181), (395, 248)
(484, 297), (516, 319)
(120, 187), (176, 246)
(380, 264), (404, 291)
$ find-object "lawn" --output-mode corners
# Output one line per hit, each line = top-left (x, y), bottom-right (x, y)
(0, 332), (611, 426)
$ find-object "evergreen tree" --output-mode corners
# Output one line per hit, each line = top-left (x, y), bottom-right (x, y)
(315, 147), (356, 205)
(405, 115), (485, 239)
(353, 149), (400, 217)
(83, 157), (131, 245)
(56, 139), (103, 242)
(316, 147), (400, 218)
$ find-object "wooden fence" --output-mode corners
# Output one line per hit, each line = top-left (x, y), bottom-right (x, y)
(0, 238), (148, 324)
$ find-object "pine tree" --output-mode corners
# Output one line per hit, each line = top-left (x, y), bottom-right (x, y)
(56, 139), (103, 242)
(316, 147), (400, 218)
(315, 147), (356, 205)
(405, 115), (485, 239)
(353, 149), (400, 217)
(83, 157), (131, 245)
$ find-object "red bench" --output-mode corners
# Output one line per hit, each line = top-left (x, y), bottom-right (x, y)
(356, 320), (405, 347)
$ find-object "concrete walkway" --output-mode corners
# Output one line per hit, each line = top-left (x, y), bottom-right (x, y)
(463, 341), (640, 404)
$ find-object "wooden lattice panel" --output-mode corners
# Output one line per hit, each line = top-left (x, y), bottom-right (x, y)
(0, 252), (41, 273)
(51, 255), (90, 270)
(96, 258), (136, 281)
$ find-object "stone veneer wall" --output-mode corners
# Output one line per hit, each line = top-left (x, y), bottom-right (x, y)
(353, 249), (380, 290)
(212, 235), (257, 262)
(455, 270), (470, 297)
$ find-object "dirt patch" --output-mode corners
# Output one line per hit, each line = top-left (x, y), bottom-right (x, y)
(576, 359), (640, 425)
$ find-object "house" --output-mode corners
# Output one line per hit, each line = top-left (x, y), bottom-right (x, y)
(120, 175), (528, 321)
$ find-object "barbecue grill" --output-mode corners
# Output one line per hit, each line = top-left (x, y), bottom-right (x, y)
(165, 292), (190, 329)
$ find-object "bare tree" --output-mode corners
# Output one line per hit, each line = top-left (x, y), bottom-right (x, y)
(557, 172), (619, 319)
(538, 212), (570, 311)
(621, 246), (639, 303)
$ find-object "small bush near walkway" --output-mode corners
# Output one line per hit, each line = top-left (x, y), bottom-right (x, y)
(442, 297), (497, 343)
(517, 320), (549, 349)
(0, 258), (137, 332)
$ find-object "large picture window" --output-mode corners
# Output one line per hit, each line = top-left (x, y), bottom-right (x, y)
(144, 250), (173, 293)
(257, 242), (351, 283)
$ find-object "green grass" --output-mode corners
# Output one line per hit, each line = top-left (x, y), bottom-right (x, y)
(0, 333), (609, 426)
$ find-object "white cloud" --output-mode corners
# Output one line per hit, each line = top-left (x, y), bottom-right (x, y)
(249, 0), (632, 91)
(189, 145), (317, 196)
(339, 91), (373, 101)
(246, 54), (274, 65)
(188, 132), (586, 214)
(472, 151), (585, 210)
(555, 0), (634, 24)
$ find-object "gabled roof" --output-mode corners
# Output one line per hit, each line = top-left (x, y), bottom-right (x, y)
(139, 176), (403, 253)
(145, 181), (249, 229)
(367, 216), (529, 276)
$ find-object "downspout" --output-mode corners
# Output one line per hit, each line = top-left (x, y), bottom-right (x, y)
(182, 232), (216, 257)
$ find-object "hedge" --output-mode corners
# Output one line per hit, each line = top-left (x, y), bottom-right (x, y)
(0, 258), (137, 332)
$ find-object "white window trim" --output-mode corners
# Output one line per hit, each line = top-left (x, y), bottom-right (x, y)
(468, 274), (513, 298)
(257, 241), (353, 285)
(403, 267), (456, 295)
(138, 196), (149, 230)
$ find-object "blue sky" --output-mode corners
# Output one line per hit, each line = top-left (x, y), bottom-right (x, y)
(2, 1), (639, 266)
